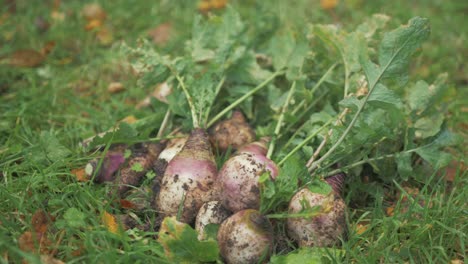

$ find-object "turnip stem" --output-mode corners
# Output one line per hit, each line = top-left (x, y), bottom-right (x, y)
(157, 109), (171, 138)
(174, 74), (199, 128)
(278, 119), (332, 166)
(321, 145), (428, 178)
(203, 76), (226, 128)
(267, 81), (296, 159)
(207, 70), (285, 128)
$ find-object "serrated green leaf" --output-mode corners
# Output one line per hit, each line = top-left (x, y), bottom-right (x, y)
(368, 83), (403, 109)
(407, 73), (448, 116)
(378, 17), (431, 86)
(158, 217), (219, 263)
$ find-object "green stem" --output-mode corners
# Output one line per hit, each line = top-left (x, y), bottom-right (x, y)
(267, 81), (296, 159)
(206, 70), (285, 128)
(310, 63), (338, 96)
(174, 74), (199, 128)
(322, 146), (423, 178)
(278, 119), (332, 166)
(203, 76), (226, 128)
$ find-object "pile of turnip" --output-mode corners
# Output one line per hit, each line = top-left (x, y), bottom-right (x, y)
(80, 11), (450, 264)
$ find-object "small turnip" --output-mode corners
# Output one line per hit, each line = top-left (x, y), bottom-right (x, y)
(195, 201), (231, 240)
(218, 138), (279, 212)
(218, 209), (274, 264)
(286, 182), (347, 247)
(156, 128), (219, 223)
(209, 110), (256, 153)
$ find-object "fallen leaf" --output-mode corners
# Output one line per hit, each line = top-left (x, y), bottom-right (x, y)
(386, 206), (395, 216)
(40, 41), (56, 56)
(71, 168), (89, 182)
(18, 231), (52, 254)
(107, 82), (125, 93)
(136, 82), (172, 109)
(120, 115), (137, 124)
(50, 11), (65, 22)
(82, 3), (106, 21)
(320, 0), (339, 10)
(102, 211), (119, 234)
(96, 27), (114, 45)
(119, 199), (137, 209)
(148, 23), (172, 46)
(40, 255), (65, 264)
(0, 49), (45, 67)
(31, 209), (54, 236)
(198, 0), (228, 13)
(84, 19), (103, 31)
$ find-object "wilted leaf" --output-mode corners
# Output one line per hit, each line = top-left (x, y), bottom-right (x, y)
(18, 231), (51, 254)
(0, 49), (45, 67)
(158, 217), (219, 263)
(148, 23), (172, 46)
(320, 0), (338, 10)
(82, 3), (106, 21)
(71, 168), (89, 182)
(107, 82), (125, 94)
(102, 211), (119, 234)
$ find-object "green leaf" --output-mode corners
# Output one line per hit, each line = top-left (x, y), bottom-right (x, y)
(368, 84), (403, 109)
(63, 208), (86, 228)
(158, 217), (219, 263)
(414, 115), (444, 139)
(131, 162), (144, 172)
(307, 178), (333, 196)
(377, 17), (431, 86)
(415, 146), (452, 169)
(396, 152), (412, 180)
(406, 73), (448, 116)
(270, 247), (344, 263)
(356, 14), (391, 39)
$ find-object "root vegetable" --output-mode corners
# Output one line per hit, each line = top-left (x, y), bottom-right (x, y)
(287, 186), (347, 247)
(116, 142), (165, 197)
(153, 133), (188, 176)
(218, 209), (274, 264)
(85, 150), (126, 183)
(195, 201), (231, 240)
(156, 128), (219, 223)
(218, 138), (279, 212)
(209, 110), (255, 153)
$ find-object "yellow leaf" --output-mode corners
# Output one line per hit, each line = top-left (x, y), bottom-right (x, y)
(120, 115), (138, 124)
(71, 168), (89, 182)
(320, 0), (338, 10)
(102, 211), (119, 234)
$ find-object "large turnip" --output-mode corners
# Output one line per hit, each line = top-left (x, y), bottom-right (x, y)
(156, 128), (219, 223)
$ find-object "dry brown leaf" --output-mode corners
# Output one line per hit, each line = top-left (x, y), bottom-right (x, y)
(148, 23), (172, 46)
(40, 255), (65, 264)
(136, 82), (172, 109)
(119, 199), (137, 209)
(120, 115), (138, 124)
(198, 0), (228, 12)
(82, 3), (107, 21)
(84, 19), (103, 31)
(355, 223), (369, 235)
(107, 82), (125, 94)
(320, 0), (339, 10)
(71, 168), (89, 182)
(96, 27), (114, 46)
(102, 211), (119, 234)
(0, 49), (45, 67)
(31, 210), (54, 236)
(50, 11), (65, 22)
(18, 231), (52, 255)
(444, 160), (465, 182)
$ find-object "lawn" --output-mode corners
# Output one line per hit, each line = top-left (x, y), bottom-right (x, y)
(1, 0), (466, 263)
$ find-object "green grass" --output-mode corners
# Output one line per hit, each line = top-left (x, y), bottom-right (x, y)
(1, 0), (466, 263)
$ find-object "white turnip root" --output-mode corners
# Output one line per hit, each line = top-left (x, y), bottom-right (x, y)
(153, 133), (188, 176)
(218, 138), (279, 212)
(209, 110), (256, 153)
(156, 128), (219, 223)
(218, 209), (274, 264)
(195, 201), (231, 240)
(286, 181), (347, 247)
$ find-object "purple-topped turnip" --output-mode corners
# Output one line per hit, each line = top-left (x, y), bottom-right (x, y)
(218, 138), (279, 212)
(218, 209), (274, 264)
(287, 174), (347, 247)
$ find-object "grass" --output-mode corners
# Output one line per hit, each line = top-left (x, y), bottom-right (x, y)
(1, 0), (466, 263)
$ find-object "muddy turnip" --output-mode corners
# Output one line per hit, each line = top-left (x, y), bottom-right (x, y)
(209, 110), (255, 153)
(218, 209), (274, 264)
(156, 128), (219, 223)
(287, 174), (347, 247)
(218, 138), (279, 212)
(195, 201), (231, 240)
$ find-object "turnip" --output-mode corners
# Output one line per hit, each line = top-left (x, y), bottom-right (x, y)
(208, 110), (255, 153)
(218, 209), (274, 264)
(218, 138), (279, 212)
(156, 128), (219, 223)
(116, 142), (165, 197)
(286, 176), (347, 247)
(152, 133), (188, 176)
(195, 201), (231, 240)
(85, 149), (126, 183)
